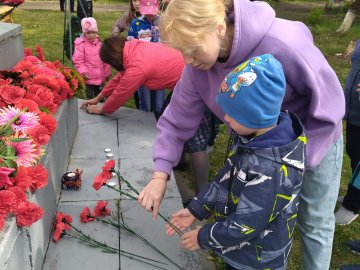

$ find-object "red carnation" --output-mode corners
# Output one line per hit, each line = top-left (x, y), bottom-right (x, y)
(80, 207), (95, 223)
(13, 166), (32, 192)
(0, 214), (6, 231)
(0, 167), (15, 189)
(35, 86), (55, 104)
(35, 45), (45, 62)
(38, 113), (57, 135)
(15, 201), (44, 227)
(27, 125), (51, 145)
(103, 160), (115, 173)
(15, 99), (41, 114)
(0, 78), (12, 86)
(55, 212), (73, 228)
(53, 222), (67, 241)
(8, 186), (27, 203)
(0, 100), (6, 108)
(0, 85), (26, 105)
(27, 163), (48, 192)
(92, 174), (110, 190)
(24, 48), (33, 57)
(70, 78), (78, 89)
(93, 201), (111, 217)
(0, 190), (17, 216)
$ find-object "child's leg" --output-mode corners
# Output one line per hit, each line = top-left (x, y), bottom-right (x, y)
(93, 85), (102, 98)
(138, 85), (151, 112)
(150, 89), (166, 119)
(190, 151), (209, 194)
(85, 84), (95, 99)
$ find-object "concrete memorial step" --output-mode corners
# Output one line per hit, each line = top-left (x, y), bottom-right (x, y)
(42, 101), (207, 270)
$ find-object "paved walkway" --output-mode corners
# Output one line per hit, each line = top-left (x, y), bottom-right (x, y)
(42, 101), (215, 270)
(19, 0), (127, 11)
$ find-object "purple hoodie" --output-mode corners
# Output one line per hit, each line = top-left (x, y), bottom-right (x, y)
(153, 0), (344, 174)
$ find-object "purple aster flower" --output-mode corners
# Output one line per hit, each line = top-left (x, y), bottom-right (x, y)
(0, 106), (39, 133)
(10, 136), (40, 167)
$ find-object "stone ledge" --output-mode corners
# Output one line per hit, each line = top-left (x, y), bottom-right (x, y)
(0, 98), (79, 270)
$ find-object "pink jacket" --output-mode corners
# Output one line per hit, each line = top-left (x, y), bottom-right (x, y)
(101, 39), (184, 114)
(72, 36), (112, 85)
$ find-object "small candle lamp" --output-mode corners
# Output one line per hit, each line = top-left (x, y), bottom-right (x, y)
(62, 169), (83, 190)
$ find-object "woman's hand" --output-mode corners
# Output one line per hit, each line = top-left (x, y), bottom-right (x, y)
(86, 104), (103, 115)
(138, 171), (168, 220)
(357, 83), (360, 93)
(166, 208), (196, 236)
(181, 226), (201, 251)
(80, 96), (99, 109)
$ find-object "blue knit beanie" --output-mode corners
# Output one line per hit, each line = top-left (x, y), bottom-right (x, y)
(216, 54), (286, 129)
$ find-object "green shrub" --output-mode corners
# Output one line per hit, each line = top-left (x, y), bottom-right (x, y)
(307, 8), (324, 26)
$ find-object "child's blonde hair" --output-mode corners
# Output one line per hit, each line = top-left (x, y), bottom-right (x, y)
(159, 0), (231, 55)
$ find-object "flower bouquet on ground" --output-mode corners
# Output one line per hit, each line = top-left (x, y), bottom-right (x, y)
(53, 211), (170, 270)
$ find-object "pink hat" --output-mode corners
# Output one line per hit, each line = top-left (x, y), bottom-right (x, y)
(140, 0), (159, 15)
(81, 17), (98, 33)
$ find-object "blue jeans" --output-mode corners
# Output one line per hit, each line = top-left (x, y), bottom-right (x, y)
(298, 135), (343, 270)
(138, 86), (165, 119)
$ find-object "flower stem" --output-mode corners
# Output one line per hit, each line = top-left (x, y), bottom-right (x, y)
(95, 215), (184, 270)
(106, 181), (184, 237)
(64, 223), (168, 269)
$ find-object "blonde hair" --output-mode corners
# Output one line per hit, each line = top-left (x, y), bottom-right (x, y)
(159, 0), (231, 55)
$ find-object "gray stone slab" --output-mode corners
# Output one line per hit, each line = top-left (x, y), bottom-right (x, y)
(3, 229), (31, 270)
(66, 98), (79, 153)
(77, 99), (113, 126)
(118, 158), (181, 199)
(119, 198), (202, 270)
(27, 161), (58, 269)
(0, 220), (19, 268)
(70, 120), (119, 159)
(60, 158), (121, 202)
(42, 201), (119, 270)
(48, 110), (69, 180)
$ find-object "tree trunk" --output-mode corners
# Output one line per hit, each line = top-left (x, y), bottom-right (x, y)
(337, 0), (360, 33)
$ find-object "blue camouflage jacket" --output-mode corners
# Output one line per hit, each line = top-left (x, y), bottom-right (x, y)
(188, 111), (306, 270)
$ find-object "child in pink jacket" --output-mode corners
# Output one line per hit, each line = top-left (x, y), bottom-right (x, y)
(73, 17), (111, 99)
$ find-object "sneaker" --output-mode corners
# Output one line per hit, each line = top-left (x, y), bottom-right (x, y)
(339, 264), (360, 270)
(337, 195), (345, 203)
(347, 240), (360, 255)
(335, 206), (359, 225)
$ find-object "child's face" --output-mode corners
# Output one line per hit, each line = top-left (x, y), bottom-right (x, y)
(84, 31), (97, 42)
(182, 31), (221, 71)
(223, 114), (257, 136)
(144, 14), (157, 21)
(132, 0), (140, 12)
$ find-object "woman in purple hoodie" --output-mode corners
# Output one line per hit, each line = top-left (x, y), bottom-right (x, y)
(138, 0), (345, 269)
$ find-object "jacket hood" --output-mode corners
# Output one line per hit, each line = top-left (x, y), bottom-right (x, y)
(237, 111), (306, 171)
(225, 0), (276, 68)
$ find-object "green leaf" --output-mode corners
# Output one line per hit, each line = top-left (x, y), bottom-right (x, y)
(0, 125), (15, 137)
(10, 137), (29, 143)
(2, 159), (18, 171)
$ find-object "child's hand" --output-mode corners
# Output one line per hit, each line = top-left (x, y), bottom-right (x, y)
(181, 226), (201, 251)
(166, 208), (196, 236)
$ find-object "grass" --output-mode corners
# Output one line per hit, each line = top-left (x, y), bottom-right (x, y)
(10, 1), (360, 269)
